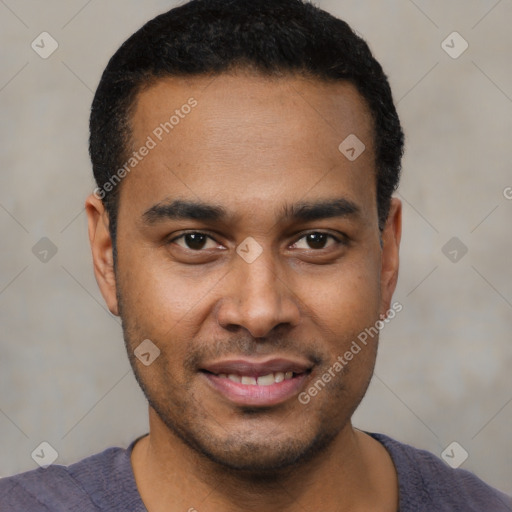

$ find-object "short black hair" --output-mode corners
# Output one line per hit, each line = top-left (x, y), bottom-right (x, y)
(89, 0), (404, 249)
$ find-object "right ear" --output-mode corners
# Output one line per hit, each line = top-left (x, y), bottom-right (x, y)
(85, 194), (119, 316)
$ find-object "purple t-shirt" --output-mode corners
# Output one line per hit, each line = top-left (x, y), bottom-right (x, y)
(1, 432), (510, 511)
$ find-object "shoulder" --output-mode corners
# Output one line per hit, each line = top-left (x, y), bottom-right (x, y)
(369, 432), (512, 511)
(0, 443), (143, 512)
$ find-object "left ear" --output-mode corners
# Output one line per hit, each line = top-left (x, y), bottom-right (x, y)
(379, 197), (402, 315)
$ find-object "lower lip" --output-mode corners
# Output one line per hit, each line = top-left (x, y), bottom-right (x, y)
(202, 372), (309, 407)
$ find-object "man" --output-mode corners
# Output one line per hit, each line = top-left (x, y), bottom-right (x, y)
(1, 0), (510, 510)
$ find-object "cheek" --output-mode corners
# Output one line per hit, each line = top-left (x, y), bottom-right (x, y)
(120, 241), (182, 306)
(300, 258), (381, 326)
(116, 247), (224, 342)
(298, 256), (382, 383)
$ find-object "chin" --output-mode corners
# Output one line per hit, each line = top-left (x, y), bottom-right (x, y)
(158, 407), (341, 474)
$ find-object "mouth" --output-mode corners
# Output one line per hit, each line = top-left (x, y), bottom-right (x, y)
(200, 358), (313, 407)
(208, 371), (296, 386)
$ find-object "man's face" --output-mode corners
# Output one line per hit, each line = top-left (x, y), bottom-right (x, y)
(89, 72), (400, 472)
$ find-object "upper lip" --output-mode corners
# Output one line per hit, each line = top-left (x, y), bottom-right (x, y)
(201, 358), (313, 377)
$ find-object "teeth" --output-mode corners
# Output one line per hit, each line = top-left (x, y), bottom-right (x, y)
(219, 371), (295, 385)
(274, 372), (285, 383)
(257, 373), (276, 386)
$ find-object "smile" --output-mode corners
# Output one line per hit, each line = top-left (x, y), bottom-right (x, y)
(214, 371), (295, 386)
(200, 358), (313, 406)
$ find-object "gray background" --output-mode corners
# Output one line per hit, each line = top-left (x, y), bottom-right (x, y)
(1, 0), (511, 495)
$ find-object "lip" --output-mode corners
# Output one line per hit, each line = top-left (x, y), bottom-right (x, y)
(201, 357), (312, 377)
(200, 357), (313, 407)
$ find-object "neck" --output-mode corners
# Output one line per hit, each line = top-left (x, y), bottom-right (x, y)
(131, 408), (398, 512)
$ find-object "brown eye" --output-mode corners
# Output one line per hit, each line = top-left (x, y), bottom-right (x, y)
(172, 232), (217, 251)
(185, 233), (207, 250)
(306, 233), (329, 249)
(292, 232), (340, 250)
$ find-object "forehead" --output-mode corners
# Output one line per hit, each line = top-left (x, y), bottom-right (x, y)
(121, 72), (377, 225)
(131, 71), (374, 148)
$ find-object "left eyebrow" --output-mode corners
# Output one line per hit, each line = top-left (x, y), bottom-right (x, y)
(141, 197), (361, 225)
(279, 198), (361, 222)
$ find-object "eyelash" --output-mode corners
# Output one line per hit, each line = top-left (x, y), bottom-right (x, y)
(168, 231), (346, 251)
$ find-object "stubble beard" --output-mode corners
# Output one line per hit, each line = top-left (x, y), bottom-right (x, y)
(116, 283), (377, 476)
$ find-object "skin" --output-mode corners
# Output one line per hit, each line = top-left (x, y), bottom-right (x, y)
(86, 71), (402, 512)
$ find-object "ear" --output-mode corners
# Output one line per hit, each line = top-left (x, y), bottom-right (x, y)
(379, 197), (402, 315)
(85, 194), (119, 316)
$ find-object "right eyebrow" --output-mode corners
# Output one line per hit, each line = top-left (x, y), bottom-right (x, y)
(142, 199), (228, 224)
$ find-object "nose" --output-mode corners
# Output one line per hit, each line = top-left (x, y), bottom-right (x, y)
(215, 248), (301, 339)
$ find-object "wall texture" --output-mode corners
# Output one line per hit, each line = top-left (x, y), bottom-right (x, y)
(1, 0), (511, 495)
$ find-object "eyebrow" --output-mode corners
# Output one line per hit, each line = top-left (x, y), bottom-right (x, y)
(142, 198), (360, 224)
